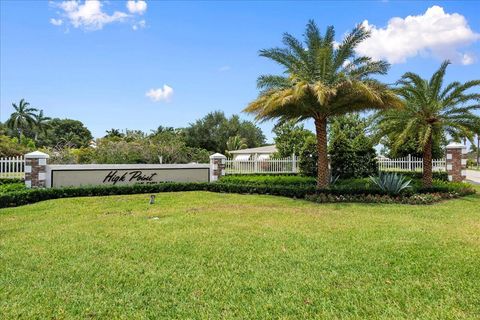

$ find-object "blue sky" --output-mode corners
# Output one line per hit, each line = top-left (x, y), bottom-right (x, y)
(1, 0), (479, 142)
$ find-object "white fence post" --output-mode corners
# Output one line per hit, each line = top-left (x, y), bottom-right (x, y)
(292, 153), (297, 173)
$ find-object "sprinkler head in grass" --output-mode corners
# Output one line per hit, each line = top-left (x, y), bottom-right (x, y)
(149, 195), (155, 205)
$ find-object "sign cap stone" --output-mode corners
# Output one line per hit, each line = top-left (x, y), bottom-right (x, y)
(210, 153), (227, 159)
(25, 151), (50, 159)
(446, 142), (466, 149)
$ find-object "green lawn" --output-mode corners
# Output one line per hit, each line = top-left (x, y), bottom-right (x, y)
(1, 188), (480, 319)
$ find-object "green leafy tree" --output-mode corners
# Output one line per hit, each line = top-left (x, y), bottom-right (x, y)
(298, 136), (318, 177)
(273, 121), (314, 158)
(376, 61), (480, 187)
(185, 111), (265, 153)
(329, 115), (377, 179)
(42, 118), (93, 148)
(244, 21), (401, 188)
(6, 99), (38, 143)
(0, 135), (32, 157)
(380, 134), (445, 159)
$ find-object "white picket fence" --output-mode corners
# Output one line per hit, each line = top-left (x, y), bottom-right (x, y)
(224, 154), (447, 174)
(225, 156), (299, 174)
(378, 154), (446, 172)
(0, 156), (25, 179)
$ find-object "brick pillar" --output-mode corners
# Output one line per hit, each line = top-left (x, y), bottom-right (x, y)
(446, 143), (467, 182)
(25, 151), (49, 188)
(209, 153), (227, 182)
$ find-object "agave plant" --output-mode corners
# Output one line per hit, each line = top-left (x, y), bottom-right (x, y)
(370, 172), (412, 195)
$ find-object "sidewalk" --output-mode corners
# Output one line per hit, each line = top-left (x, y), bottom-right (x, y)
(466, 170), (480, 185)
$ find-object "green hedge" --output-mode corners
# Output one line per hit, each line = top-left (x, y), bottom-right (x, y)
(219, 175), (315, 186)
(0, 178), (23, 185)
(306, 192), (463, 205)
(0, 182), (26, 195)
(0, 179), (475, 209)
(382, 171), (448, 181)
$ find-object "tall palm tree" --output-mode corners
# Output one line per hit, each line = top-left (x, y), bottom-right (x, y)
(376, 61), (480, 187)
(6, 99), (38, 143)
(33, 109), (51, 141)
(244, 20), (402, 188)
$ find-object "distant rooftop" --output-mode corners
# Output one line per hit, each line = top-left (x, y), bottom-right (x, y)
(229, 145), (277, 154)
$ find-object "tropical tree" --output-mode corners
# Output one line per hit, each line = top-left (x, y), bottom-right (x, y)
(376, 61), (480, 187)
(105, 128), (124, 139)
(226, 135), (248, 155)
(33, 110), (51, 141)
(244, 20), (401, 188)
(6, 99), (38, 142)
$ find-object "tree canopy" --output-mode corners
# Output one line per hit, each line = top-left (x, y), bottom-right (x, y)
(184, 111), (265, 153)
(245, 20), (401, 187)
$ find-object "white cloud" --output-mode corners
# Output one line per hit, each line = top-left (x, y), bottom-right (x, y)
(132, 19), (146, 30)
(356, 6), (480, 65)
(50, 18), (63, 26)
(51, 1), (147, 31)
(461, 53), (475, 65)
(126, 0), (147, 15)
(146, 85), (174, 102)
(52, 0), (128, 30)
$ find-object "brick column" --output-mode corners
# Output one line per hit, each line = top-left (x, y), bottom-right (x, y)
(25, 151), (49, 188)
(209, 153), (227, 182)
(446, 143), (467, 182)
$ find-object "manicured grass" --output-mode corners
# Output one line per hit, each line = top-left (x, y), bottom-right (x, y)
(1, 187), (480, 319)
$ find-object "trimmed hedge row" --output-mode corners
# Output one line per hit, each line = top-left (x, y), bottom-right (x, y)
(219, 175), (316, 186)
(306, 192), (463, 205)
(382, 171), (449, 181)
(0, 178), (23, 185)
(0, 179), (475, 209)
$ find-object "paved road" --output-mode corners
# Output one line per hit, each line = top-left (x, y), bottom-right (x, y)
(466, 170), (480, 184)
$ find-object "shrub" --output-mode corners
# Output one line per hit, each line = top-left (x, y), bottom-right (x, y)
(0, 182), (25, 194)
(305, 192), (461, 205)
(381, 171), (448, 181)
(298, 136), (317, 177)
(370, 173), (412, 195)
(0, 178), (24, 185)
(329, 115), (378, 179)
(219, 175), (315, 186)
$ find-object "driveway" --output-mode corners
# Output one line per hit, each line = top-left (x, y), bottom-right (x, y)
(466, 170), (480, 185)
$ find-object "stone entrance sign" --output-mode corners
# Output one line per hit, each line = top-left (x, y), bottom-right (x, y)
(46, 164), (210, 188)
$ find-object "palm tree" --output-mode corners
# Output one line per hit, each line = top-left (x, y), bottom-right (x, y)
(244, 21), (402, 188)
(105, 128), (124, 138)
(226, 135), (248, 155)
(376, 61), (480, 187)
(33, 110), (51, 141)
(6, 99), (38, 143)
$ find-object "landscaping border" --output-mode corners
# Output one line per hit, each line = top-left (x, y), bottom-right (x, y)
(0, 180), (475, 208)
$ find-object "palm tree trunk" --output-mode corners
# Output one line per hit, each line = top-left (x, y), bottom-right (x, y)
(315, 117), (329, 189)
(422, 135), (433, 187)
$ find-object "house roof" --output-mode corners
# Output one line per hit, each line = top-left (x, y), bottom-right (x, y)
(229, 145), (277, 154)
